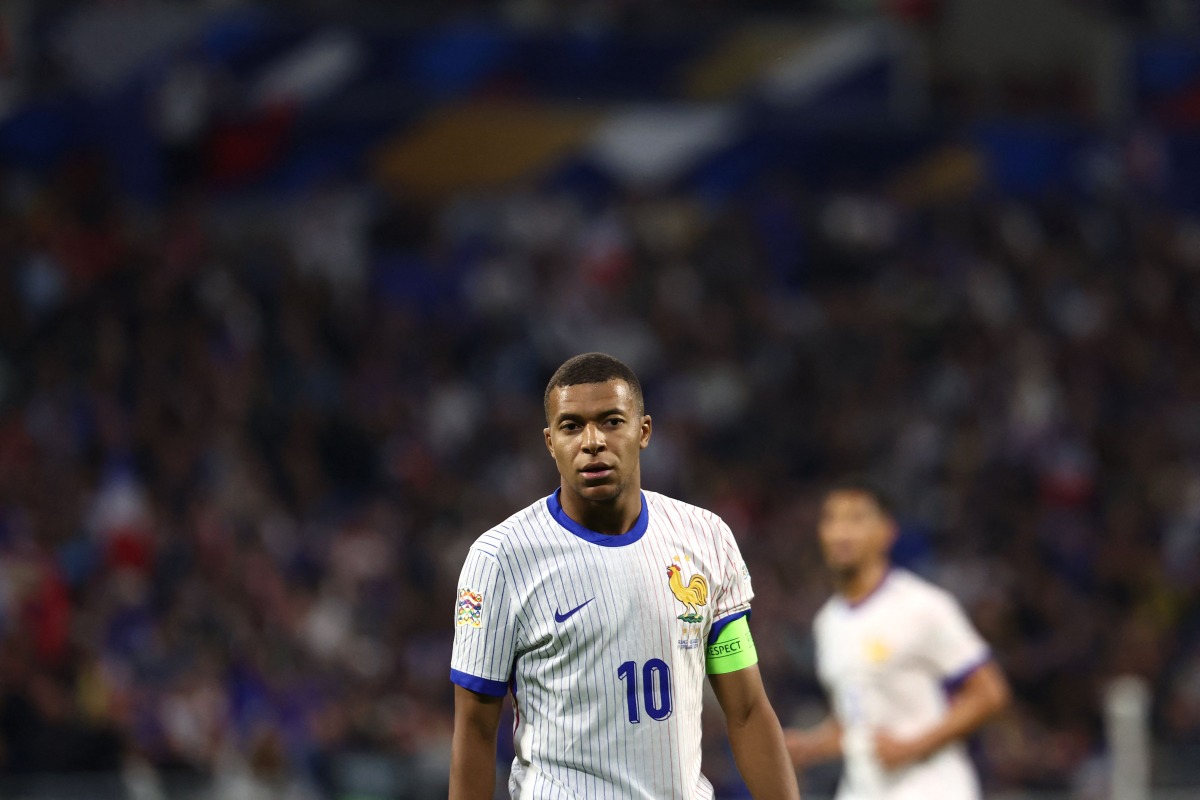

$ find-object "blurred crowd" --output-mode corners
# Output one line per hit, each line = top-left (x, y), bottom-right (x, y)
(1, 143), (1199, 798)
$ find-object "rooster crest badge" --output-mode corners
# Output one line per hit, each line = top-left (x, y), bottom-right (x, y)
(666, 560), (708, 624)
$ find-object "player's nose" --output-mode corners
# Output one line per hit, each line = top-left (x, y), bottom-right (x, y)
(581, 422), (606, 453)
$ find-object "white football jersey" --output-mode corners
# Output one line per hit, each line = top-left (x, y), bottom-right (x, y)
(451, 489), (754, 799)
(813, 568), (990, 800)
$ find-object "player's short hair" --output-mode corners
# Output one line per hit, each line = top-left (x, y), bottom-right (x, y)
(544, 352), (645, 422)
(823, 475), (895, 518)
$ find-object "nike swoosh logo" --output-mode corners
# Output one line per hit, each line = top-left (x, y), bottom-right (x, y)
(554, 598), (595, 623)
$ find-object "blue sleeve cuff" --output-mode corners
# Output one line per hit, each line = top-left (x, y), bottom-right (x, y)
(707, 609), (751, 646)
(451, 669), (509, 697)
(942, 650), (992, 694)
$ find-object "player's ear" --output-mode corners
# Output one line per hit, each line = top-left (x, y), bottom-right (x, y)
(639, 415), (652, 449)
(544, 426), (554, 457)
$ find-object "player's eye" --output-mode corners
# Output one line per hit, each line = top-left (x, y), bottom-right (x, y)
(604, 418), (624, 427)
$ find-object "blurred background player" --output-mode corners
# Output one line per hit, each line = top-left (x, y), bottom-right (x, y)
(449, 353), (799, 799)
(785, 480), (1010, 799)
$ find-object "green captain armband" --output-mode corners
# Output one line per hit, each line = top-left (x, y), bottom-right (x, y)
(705, 616), (758, 674)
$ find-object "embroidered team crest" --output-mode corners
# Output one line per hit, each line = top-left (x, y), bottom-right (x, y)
(865, 637), (891, 663)
(457, 588), (483, 627)
(666, 559), (708, 624)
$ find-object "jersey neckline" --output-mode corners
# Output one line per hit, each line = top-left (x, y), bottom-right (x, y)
(546, 489), (649, 547)
(840, 566), (894, 610)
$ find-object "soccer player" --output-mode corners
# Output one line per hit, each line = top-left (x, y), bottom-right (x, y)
(449, 353), (800, 800)
(784, 480), (1010, 799)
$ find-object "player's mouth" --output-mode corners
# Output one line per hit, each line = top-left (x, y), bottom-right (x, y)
(825, 541), (858, 562)
(580, 462), (614, 480)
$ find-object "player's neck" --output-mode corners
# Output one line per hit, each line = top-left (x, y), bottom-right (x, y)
(559, 487), (642, 535)
(835, 560), (890, 606)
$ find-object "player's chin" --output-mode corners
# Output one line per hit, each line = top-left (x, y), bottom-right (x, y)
(828, 561), (862, 580)
(575, 481), (621, 502)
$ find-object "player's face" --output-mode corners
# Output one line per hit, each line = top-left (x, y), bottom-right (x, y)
(544, 380), (651, 506)
(817, 490), (895, 575)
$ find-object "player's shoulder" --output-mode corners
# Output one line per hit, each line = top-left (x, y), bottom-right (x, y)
(644, 489), (729, 533)
(888, 568), (966, 613)
(813, 595), (840, 628)
(466, 494), (556, 560)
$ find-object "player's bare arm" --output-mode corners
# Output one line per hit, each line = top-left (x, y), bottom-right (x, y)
(710, 665), (802, 799)
(449, 685), (505, 800)
(873, 661), (1010, 770)
(784, 715), (843, 768)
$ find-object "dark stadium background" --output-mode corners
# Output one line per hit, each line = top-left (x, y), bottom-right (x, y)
(0, 0), (1197, 798)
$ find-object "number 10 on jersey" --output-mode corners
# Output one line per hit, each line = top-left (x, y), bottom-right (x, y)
(617, 659), (673, 722)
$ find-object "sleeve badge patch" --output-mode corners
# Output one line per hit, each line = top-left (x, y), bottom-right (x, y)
(457, 588), (484, 627)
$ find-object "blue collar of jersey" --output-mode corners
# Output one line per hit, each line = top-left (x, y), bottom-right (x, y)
(546, 489), (649, 547)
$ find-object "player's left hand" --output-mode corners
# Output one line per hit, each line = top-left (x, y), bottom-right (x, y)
(873, 731), (928, 770)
